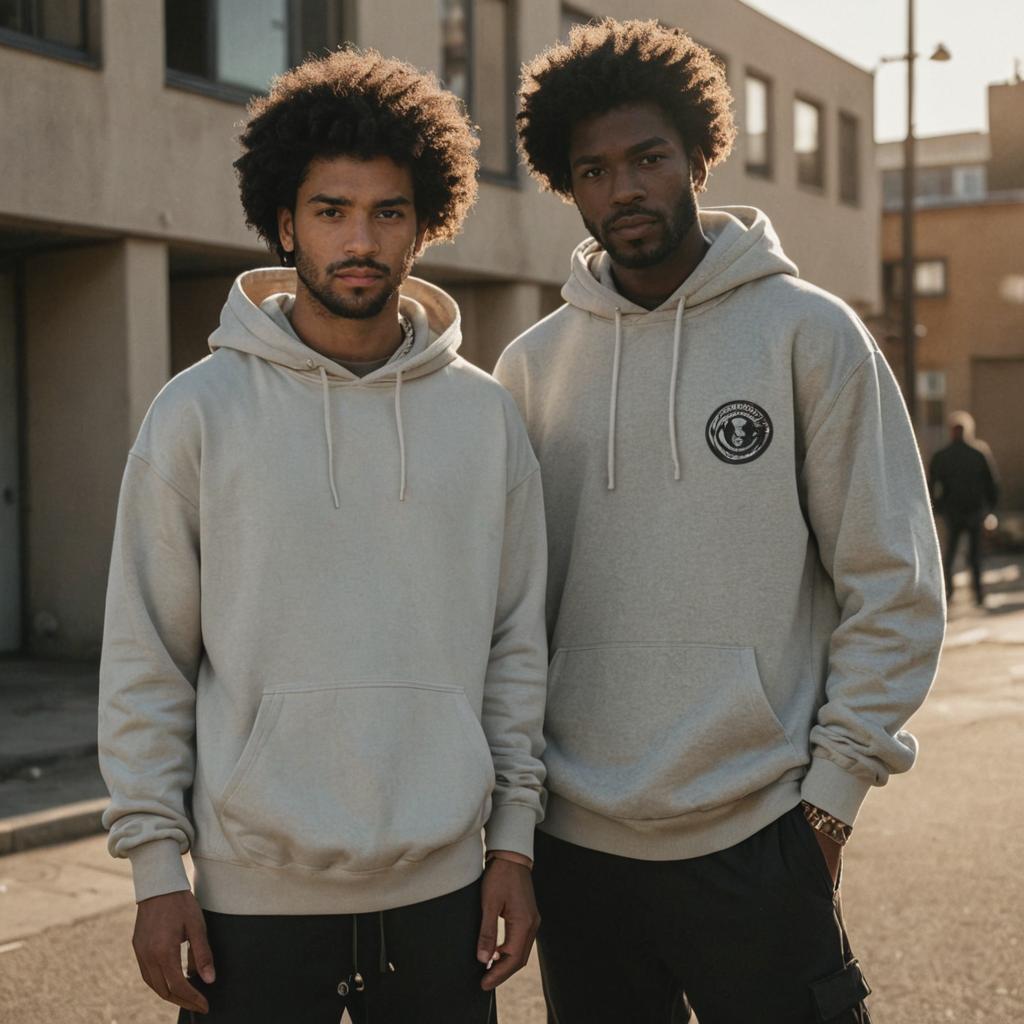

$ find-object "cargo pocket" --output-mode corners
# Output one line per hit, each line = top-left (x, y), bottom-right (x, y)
(810, 959), (872, 1022)
(544, 642), (804, 820)
(215, 682), (495, 872)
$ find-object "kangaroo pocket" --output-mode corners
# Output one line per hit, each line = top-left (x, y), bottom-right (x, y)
(545, 642), (804, 820)
(215, 682), (495, 872)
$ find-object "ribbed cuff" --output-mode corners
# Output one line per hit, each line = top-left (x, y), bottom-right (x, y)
(484, 803), (539, 861)
(800, 756), (873, 827)
(127, 838), (191, 903)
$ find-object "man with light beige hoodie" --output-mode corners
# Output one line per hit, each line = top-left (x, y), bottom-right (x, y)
(99, 49), (546, 1024)
(496, 19), (945, 1024)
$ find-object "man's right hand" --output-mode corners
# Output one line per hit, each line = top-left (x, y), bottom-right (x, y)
(132, 889), (215, 1014)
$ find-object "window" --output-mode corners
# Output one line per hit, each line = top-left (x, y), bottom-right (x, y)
(884, 258), (948, 301)
(917, 370), (946, 429)
(838, 112), (859, 205)
(441, 0), (516, 179)
(794, 97), (824, 190)
(744, 72), (771, 178)
(0, 0), (96, 62)
(165, 0), (344, 102)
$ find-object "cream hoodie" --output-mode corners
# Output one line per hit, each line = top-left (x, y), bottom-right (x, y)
(495, 207), (944, 861)
(99, 269), (548, 913)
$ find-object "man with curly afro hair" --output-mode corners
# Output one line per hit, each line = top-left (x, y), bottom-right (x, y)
(495, 18), (943, 1023)
(99, 48), (548, 1024)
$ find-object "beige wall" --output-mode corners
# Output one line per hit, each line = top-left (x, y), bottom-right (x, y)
(881, 202), (1024, 504)
(25, 240), (169, 657)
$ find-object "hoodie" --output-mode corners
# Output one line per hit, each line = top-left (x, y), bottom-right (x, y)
(99, 268), (548, 913)
(494, 207), (945, 861)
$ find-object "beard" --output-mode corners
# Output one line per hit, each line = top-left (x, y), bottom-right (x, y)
(583, 182), (699, 270)
(292, 233), (417, 320)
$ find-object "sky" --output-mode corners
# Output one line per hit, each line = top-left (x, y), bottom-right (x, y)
(740, 0), (1023, 142)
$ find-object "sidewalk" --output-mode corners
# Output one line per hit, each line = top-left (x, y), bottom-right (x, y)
(0, 658), (106, 853)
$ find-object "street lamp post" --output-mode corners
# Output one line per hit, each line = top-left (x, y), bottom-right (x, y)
(880, 1), (950, 426)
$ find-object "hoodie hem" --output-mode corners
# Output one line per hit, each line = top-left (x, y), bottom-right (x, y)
(191, 833), (484, 915)
(538, 779), (802, 861)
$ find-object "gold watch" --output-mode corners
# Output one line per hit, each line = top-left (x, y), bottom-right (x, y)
(801, 800), (853, 846)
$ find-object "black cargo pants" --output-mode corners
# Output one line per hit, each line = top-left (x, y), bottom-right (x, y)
(533, 806), (871, 1024)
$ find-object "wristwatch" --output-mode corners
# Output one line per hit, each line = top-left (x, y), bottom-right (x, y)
(801, 800), (853, 846)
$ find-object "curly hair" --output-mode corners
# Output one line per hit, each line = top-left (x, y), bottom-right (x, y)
(235, 48), (479, 262)
(518, 19), (736, 199)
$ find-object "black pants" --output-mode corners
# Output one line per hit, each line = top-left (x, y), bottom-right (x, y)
(177, 879), (495, 1024)
(533, 807), (871, 1024)
(942, 514), (984, 602)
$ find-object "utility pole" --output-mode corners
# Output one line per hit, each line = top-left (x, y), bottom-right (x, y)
(901, 0), (917, 424)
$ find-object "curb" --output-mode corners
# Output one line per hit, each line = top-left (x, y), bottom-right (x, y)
(0, 797), (107, 857)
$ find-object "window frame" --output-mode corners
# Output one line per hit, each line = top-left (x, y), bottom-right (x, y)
(743, 68), (773, 180)
(442, 0), (519, 186)
(164, 0), (346, 106)
(793, 94), (826, 193)
(838, 109), (860, 207)
(0, 0), (100, 68)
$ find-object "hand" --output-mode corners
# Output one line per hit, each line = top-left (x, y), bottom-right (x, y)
(476, 859), (541, 991)
(813, 830), (843, 886)
(132, 889), (215, 1014)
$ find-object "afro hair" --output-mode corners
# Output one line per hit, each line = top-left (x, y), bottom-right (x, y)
(517, 19), (736, 198)
(235, 47), (479, 262)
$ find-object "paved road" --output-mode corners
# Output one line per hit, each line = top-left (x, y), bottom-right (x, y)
(2, 563), (1022, 1022)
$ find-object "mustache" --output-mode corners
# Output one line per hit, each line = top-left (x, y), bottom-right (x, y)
(603, 207), (664, 232)
(326, 258), (391, 275)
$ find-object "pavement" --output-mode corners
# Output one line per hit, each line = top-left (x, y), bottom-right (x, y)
(1, 556), (1023, 1021)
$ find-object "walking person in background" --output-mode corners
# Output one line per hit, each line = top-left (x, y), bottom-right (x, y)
(930, 411), (1000, 606)
(98, 48), (547, 1024)
(496, 19), (945, 1023)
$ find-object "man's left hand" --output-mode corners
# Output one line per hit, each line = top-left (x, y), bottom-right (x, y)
(476, 859), (540, 991)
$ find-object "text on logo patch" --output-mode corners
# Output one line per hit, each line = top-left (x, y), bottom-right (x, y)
(705, 401), (773, 464)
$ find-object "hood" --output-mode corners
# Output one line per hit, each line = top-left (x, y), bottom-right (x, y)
(559, 207), (798, 492)
(210, 267), (461, 383)
(208, 267), (463, 506)
(562, 206), (798, 319)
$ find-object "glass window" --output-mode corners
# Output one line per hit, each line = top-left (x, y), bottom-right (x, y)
(744, 72), (771, 177)
(953, 165), (986, 200)
(441, 0), (515, 178)
(166, 0), (341, 100)
(885, 259), (948, 300)
(794, 97), (824, 190)
(0, 0), (88, 52)
(838, 111), (859, 205)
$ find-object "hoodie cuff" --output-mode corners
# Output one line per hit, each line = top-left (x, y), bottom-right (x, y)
(800, 756), (874, 828)
(484, 803), (539, 861)
(127, 838), (191, 903)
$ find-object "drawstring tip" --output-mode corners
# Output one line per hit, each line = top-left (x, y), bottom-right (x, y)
(673, 467), (681, 481)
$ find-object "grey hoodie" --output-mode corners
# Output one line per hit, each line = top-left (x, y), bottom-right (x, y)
(99, 268), (548, 913)
(495, 207), (945, 860)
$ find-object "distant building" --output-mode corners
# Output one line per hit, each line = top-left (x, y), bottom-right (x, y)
(1, 0), (879, 657)
(877, 79), (1024, 510)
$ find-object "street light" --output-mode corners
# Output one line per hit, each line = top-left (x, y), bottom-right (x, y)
(879, 1), (951, 426)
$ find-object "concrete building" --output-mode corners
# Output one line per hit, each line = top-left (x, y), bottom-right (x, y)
(877, 79), (1024, 509)
(1, 0), (879, 657)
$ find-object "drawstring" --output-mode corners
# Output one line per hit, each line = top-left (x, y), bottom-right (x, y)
(607, 308), (623, 491)
(668, 297), (685, 481)
(316, 364), (408, 507)
(319, 367), (341, 509)
(379, 910), (395, 974)
(394, 369), (407, 502)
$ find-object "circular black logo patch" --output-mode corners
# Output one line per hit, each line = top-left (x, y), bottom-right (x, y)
(705, 401), (773, 464)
